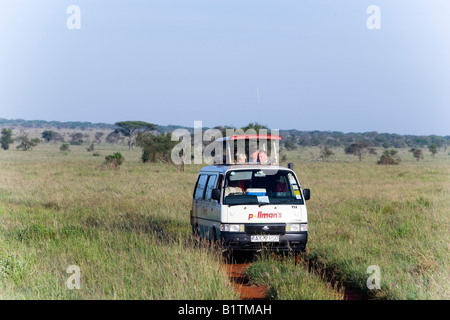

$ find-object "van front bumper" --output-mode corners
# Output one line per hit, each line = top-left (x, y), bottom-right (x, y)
(219, 232), (307, 252)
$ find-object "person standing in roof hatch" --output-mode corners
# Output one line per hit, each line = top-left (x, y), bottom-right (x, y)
(258, 151), (270, 164)
(248, 147), (258, 163)
(236, 153), (247, 164)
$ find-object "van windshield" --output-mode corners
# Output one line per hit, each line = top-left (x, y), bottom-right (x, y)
(223, 169), (304, 205)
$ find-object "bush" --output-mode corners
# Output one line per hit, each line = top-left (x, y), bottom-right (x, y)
(60, 143), (70, 152)
(377, 150), (401, 165)
(103, 152), (124, 169)
(87, 143), (95, 152)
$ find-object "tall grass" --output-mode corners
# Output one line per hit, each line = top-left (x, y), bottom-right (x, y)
(283, 150), (450, 299)
(241, 149), (449, 300)
(0, 144), (237, 299)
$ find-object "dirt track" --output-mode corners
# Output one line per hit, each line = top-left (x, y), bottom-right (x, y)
(222, 253), (363, 300)
(223, 262), (268, 300)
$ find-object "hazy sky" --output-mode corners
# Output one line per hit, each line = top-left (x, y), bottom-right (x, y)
(0, 1), (449, 135)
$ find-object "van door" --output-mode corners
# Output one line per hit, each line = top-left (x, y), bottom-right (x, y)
(193, 174), (208, 234)
(204, 174), (219, 222)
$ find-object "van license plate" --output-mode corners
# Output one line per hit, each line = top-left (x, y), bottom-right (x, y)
(251, 235), (279, 242)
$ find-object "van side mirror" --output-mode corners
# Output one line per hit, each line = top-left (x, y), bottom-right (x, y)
(211, 189), (221, 201)
(303, 189), (310, 201)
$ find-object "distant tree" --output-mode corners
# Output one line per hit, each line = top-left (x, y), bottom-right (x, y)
(1, 128), (14, 150)
(344, 140), (373, 161)
(409, 148), (424, 161)
(70, 132), (84, 145)
(284, 136), (297, 151)
(42, 130), (64, 142)
(136, 132), (177, 163)
(319, 145), (334, 161)
(94, 132), (104, 144)
(240, 122), (269, 134)
(377, 150), (401, 165)
(16, 133), (40, 151)
(105, 131), (122, 144)
(428, 144), (438, 157)
(213, 125), (235, 137)
(115, 121), (158, 150)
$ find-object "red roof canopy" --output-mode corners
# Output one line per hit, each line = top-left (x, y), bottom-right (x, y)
(216, 134), (281, 142)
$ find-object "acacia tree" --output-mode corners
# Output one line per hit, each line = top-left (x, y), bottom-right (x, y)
(409, 148), (424, 161)
(241, 122), (269, 134)
(16, 133), (40, 151)
(136, 132), (176, 163)
(70, 132), (84, 145)
(115, 121), (158, 150)
(345, 140), (376, 161)
(42, 130), (64, 142)
(1, 128), (14, 150)
(428, 144), (438, 157)
(105, 131), (122, 144)
(94, 132), (104, 144)
(319, 145), (334, 161)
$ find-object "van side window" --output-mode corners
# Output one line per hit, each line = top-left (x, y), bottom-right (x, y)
(217, 174), (223, 190)
(204, 175), (217, 201)
(194, 175), (208, 200)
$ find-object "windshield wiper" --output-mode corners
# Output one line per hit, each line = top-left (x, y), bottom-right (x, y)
(226, 202), (260, 207)
(258, 202), (273, 206)
(263, 199), (303, 205)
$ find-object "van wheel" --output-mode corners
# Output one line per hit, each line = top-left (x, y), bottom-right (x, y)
(210, 228), (218, 246)
(192, 224), (200, 237)
(192, 224), (201, 246)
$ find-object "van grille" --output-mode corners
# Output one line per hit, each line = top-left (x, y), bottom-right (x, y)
(245, 224), (286, 235)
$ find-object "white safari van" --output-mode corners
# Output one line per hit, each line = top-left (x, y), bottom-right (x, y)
(190, 134), (310, 252)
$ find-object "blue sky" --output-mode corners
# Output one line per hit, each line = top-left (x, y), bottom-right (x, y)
(0, 0), (449, 135)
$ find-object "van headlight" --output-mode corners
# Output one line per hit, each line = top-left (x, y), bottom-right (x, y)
(220, 224), (245, 232)
(286, 223), (308, 232)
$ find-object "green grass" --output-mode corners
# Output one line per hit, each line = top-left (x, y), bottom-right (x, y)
(0, 142), (449, 299)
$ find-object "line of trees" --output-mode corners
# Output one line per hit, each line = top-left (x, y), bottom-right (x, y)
(1, 119), (448, 149)
(0, 118), (116, 130)
(280, 130), (450, 149)
(1, 121), (449, 165)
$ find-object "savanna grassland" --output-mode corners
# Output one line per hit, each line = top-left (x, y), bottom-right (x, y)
(0, 141), (449, 300)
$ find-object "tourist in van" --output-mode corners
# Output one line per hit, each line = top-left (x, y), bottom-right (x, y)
(248, 148), (258, 163)
(224, 180), (245, 197)
(236, 153), (247, 164)
(258, 151), (270, 164)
